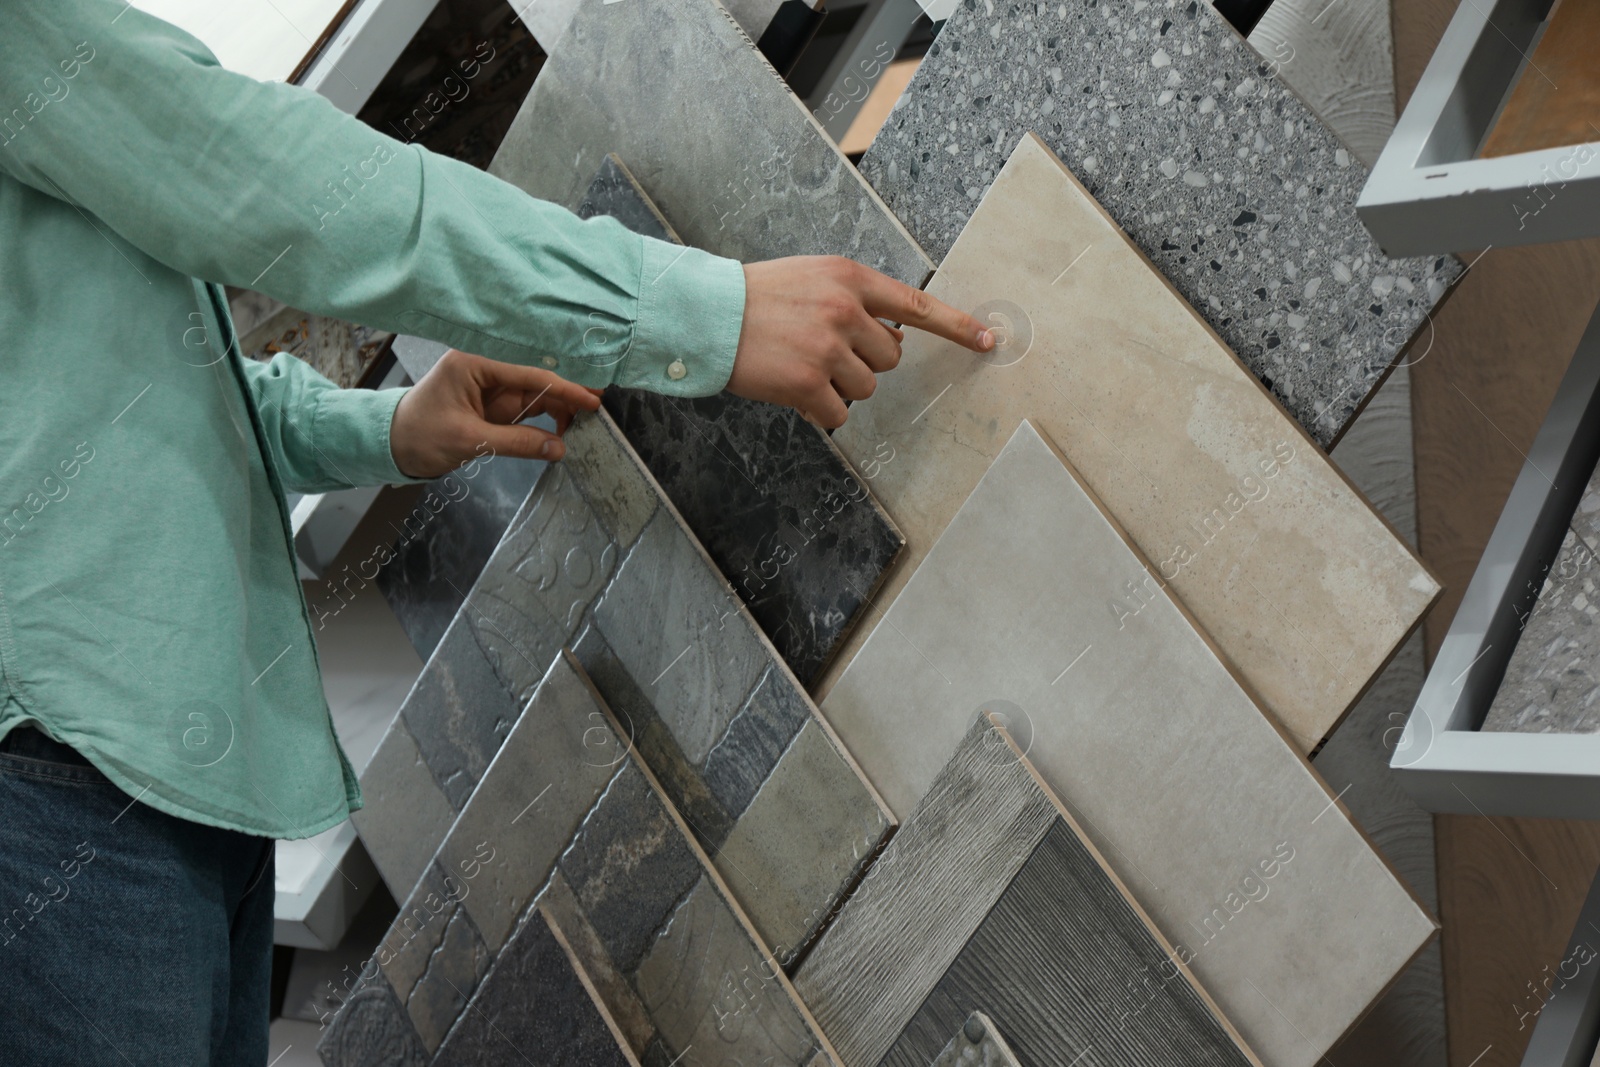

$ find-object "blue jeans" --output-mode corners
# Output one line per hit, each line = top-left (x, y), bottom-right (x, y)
(0, 726), (275, 1065)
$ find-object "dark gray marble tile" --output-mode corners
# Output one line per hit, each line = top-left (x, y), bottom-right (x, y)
(557, 762), (705, 976)
(576, 153), (906, 686)
(399, 614), (523, 812)
(857, 0), (1462, 445)
(432, 908), (636, 1067)
(487, 0), (932, 285)
(378, 452), (546, 661)
(316, 973), (429, 1067)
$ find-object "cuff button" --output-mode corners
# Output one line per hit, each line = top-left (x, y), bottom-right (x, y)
(666, 360), (688, 381)
(542, 356), (559, 368)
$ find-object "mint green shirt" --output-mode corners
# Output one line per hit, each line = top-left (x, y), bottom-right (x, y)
(0, 0), (747, 838)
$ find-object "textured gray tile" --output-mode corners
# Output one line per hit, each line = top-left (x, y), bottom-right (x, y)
(634, 876), (819, 1065)
(405, 905), (492, 1054)
(438, 654), (625, 953)
(858, 0), (1461, 444)
(701, 666), (810, 821)
(488, 0), (931, 284)
(352, 720), (459, 896)
(433, 907), (637, 1067)
(557, 762), (705, 976)
(1483, 530), (1600, 734)
(316, 974), (428, 1067)
(378, 862), (471, 1006)
(577, 157), (906, 686)
(593, 509), (770, 765)
(559, 413), (659, 552)
(539, 871), (661, 1060)
(718, 719), (893, 962)
(928, 1012), (1025, 1067)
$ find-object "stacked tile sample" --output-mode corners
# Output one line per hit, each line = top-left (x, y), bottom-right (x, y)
(577, 154), (905, 684)
(829, 134), (1438, 753)
(796, 713), (1259, 1067)
(323, 654), (834, 1066)
(820, 420), (1434, 1067)
(858, 0), (1460, 444)
(354, 410), (891, 965)
(238, 301), (393, 389)
(929, 1014), (1025, 1067)
(488, 0), (931, 286)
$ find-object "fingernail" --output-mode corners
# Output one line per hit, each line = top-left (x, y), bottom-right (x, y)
(541, 440), (561, 460)
(977, 328), (995, 350)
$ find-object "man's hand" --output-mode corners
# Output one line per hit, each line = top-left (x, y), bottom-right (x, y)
(390, 349), (602, 479)
(728, 256), (995, 429)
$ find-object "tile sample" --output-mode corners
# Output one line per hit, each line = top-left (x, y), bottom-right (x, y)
(350, 720), (457, 899)
(377, 453), (545, 660)
(797, 714), (1259, 1067)
(818, 420), (1435, 1067)
(858, 0), (1461, 444)
(1483, 529), (1600, 734)
(928, 1013), (1024, 1067)
(829, 134), (1438, 752)
(356, 409), (891, 961)
(240, 302), (393, 389)
(577, 154), (905, 684)
(316, 974), (429, 1067)
(1246, 0), (1399, 167)
(488, 0), (932, 285)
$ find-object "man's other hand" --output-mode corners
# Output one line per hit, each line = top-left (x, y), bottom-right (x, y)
(390, 349), (602, 478)
(728, 256), (995, 429)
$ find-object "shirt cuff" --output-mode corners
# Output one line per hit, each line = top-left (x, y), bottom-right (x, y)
(614, 238), (746, 398)
(311, 384), (430, 487)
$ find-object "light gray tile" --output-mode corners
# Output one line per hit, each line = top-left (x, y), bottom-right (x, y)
(561, 412), (658, 551)
(820, 420), (1434, 1067)
(352, 721), (458, 896)
(717, 719), (891, 963)
(488, 0), (930, 284)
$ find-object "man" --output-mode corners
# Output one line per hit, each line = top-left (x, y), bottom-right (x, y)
(0, 0), (991, 1062)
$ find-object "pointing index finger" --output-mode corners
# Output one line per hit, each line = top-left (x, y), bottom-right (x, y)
(858, 270), (995, 353)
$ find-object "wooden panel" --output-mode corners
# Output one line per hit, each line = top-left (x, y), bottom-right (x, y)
(798, 714), (1258, 1067)
(1481, 0), (1600, 158)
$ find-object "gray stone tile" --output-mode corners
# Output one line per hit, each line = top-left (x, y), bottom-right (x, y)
(378, 451), (546, 661)
(1483, 529), (1600, 734)
(576, 156), (907, 686)
(399, 613), (523, 812)
(857, 0), (1461, 445)
(352, 720), (459, 896)
(592, 508), (770, 766)
(1568, 461), (1600, 560)
(488, 0), (931, 284)
(378, 862), (473, 1006)
(717, 719), (890, 963)
(432, 907), (636, 1067)
(634, 876), (819, 1065)
(701, 666), (810, 822)
(928, 1013), (1024, 1067)
(438, 654), (626, 953)
(539, 871), (660, 1059)
(316, 973), (428, 1067)
(557, 761), (705, 976)
(405, 905), (492, 1054)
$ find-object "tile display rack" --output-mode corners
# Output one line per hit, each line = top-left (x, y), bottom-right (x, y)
(1393, 300), (1600, 817)
(1356, 0), (1600, 255)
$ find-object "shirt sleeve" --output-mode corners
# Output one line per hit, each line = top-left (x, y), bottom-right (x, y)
(0, 0), (747, 399)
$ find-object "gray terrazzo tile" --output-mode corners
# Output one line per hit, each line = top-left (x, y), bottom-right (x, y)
(858, 0), (1461, 444)
(576, 156), (906, 685)
(487, 0), (931, 285)
(557, 762), (706, 976)
(1569, 462), (1600, 559)
(432, 908), (637, 1067)
(1483, 530), (1600, 734)
(316, 973), (428, 1067)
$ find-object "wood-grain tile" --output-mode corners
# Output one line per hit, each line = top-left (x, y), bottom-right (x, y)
(819, 419), (1434, 1067)
(799, 714), (1259, 1067)
(828, 132), (1439, 754)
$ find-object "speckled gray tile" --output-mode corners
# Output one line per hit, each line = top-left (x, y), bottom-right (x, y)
(1569, 463), (1600, 560)
(352, 720), (458, 897)
(928, 1013), (1024, 1067)
(1483, 530), (1600, 734)
(539, 871), (661, 1060)
(360, 411), (892, 959)
(432, 908), (638, 1067)
(577, 156), (907, 685)
(858, 0), (1461, 444)
(488, 0), (931, 284)
(316, 973), (428, 1067)
(378, 452), (546, 661)
(633, 876), (820, 1064)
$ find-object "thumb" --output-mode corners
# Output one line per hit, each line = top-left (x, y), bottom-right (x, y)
(475, 419), (568, 462)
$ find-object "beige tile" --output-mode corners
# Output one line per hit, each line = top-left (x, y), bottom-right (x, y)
(829, 133), (1438, 752)
(820, 420), (1434, 1067)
